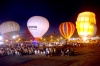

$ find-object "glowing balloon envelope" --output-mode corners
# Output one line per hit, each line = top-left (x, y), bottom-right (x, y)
(76, 11), (96, 24)
(27, 16), (49, 41)
(76, 11), (97, 38)
(0, 21), (20, 40)
(59, 22), (75, 40)
(76, 22), (95, 37)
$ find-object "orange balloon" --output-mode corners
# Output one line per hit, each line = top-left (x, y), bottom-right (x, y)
(59, 22), (75, 40)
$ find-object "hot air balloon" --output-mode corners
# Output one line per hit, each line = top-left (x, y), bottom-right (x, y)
(76, 22), (95, 37)
(76, 11), (97, 39)
(76, 11), (96, 25)
(59, 22), (75, 40)
(0, 21), (20, 40)
(27, 16), (49, 41)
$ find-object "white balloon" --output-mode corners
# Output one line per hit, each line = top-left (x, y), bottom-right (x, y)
(0, 21), (20, 39)
(27, 16), (49, 40)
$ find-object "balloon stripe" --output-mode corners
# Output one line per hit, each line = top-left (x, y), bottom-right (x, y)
(61, 23), (66, 38)
(67, 22), (71, 39)
(64, 23), (67, 38)
(64, 23), (67, 39)
(72, 23), (75, 35)
(68, 23), (73, 38)
(60, 23), (65, 38)
(69, 22), (72, 38)
(66, 22), (68, 39)
(69, 22), (72, 39)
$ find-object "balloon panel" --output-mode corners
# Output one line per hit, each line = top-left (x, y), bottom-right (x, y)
(3, 31), (20, 40)
(77, 11), (96, 24)
(91, 24), (97, 37)
(26, 28), (32, 36)
(76, 22), (94, 37)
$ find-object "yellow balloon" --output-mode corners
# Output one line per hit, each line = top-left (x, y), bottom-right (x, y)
(76, 11), (96, 24)
(76, 11), (97, 38)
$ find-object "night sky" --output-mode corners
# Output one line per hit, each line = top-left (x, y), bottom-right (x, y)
(0, 0), (100, 37)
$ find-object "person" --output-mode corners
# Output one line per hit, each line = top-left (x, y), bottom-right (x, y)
(61, 47), (64, 56)
(71, 47), (74, 56)
(65, 48), (70, 56)
(45, 47), (49, 57)
(53, 47), (56, 54)
(50, 47), (53, 56)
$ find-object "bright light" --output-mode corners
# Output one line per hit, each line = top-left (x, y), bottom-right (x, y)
(16, 40), (19, 43)
(44, 39), (46, 41)
(0, 36), (3, 40)
(18, 38), (21, 40)
(91, 37), (94, 40)
(41, 37), (42, 39)
(30, 40), (32, 42)
(50, 35), (53, 38)
(16, 35), (19, 37)
(12, 36), (16, 39)
(5, 39), (8, 42)
(73, 38), (75, 40)
(0, 42), (3, 45)
(86, 40), (89, 43)
(57, 39), (59, 41)
(83, 37), (88, 41)
(60, 37), (63, 39)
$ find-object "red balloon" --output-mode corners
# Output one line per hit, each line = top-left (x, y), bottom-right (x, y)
(26, 28), (34, 39)
(26, 28), (32, 36)
(59, 22), (75, 40)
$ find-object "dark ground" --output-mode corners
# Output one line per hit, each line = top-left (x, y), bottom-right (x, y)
(0, 46), (100, 66)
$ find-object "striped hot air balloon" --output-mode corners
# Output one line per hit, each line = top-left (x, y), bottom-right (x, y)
(0, 21), (20, 40)
(59, 22), (75, 40)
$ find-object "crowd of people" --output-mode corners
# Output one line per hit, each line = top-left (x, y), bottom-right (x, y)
(0, 42), (57, 57)
(0, 42), (76, 57)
